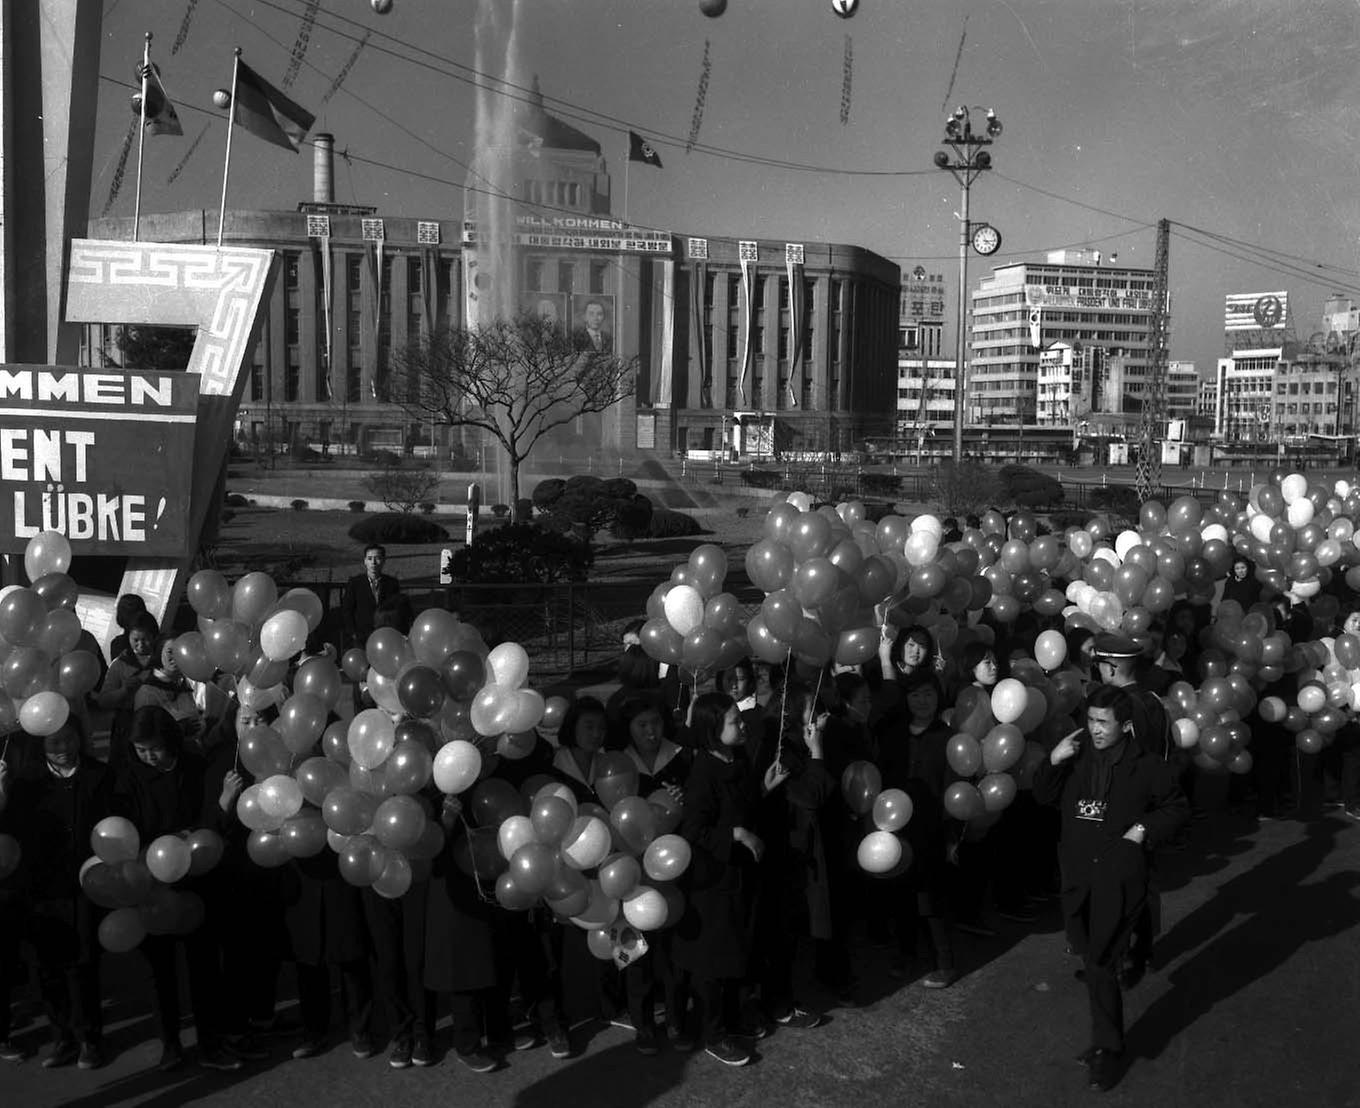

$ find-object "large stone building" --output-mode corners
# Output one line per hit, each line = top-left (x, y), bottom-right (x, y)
(85, 87), (899, 463)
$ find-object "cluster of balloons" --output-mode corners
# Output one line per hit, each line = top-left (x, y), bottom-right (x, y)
(839, 759), (917, 875)
(0, 531), (101, 738)
(80, 816), (224, 953)
(638, 544), (748, 680)
(449, 758), (692, 962)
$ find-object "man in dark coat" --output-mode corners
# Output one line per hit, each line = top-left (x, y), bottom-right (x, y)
(339, 544), (409, 649)
(1033, 684), (1188, 1093)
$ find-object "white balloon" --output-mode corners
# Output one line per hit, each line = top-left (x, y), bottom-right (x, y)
(662, 584), (704, 636)
(1280, 473), (1307, 503)
(487, 642), (530, 690)
(910, 513), (943, 539)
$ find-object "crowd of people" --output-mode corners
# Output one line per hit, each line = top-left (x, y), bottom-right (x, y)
(0, 535), (1356, 1095)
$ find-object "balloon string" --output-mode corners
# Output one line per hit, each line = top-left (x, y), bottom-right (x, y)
(459, 812), (496, 905)
(774, 648), (793, 770)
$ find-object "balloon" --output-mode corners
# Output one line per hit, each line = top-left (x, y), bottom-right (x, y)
(990, 678), (1027, 724)
(508, 842), (558, 896)
(946, 732), (982, 776)
(498, 815), (537, 862)
(487, 641), (531, 690)
(1034, 630), (1067, 671)
(322, 785), (379, 836)
(99, 907), (147, 953)
(55, 650), (101, 700)
(642, 834), (692, 882)
(338, 836), (389, 887)
(373, 852), (413, 899)
(280, 813), (328, 858)
(0, 588), (45, 646)
(91, 816), (140, 864)
(561, 815), (613, 870)
(745, 539), (795, 592)
(943, 781), (985, 821)
(541, 695), (570, 733)
(366, 627), (413, 680)
(341, 648), (369, 683)
(610, 796), (659, 854)
(257, 773), (304, 820)
(238, 726), (290, 780)
(871, 788), (913, 832)
(981, 724), (1025, 774)
(433, 739), (482, 795)
(594, 753), (641, 810)
(496, 870), (540, 911)
(185, 829), (225, 876)
(397, 665), (446, 718)
(259, 609), (308, 662)
(348, 708), (396, 770)
(246, 829), (291, 869)
(24, 531), (72, 580)
(187, 570), (231, 619)
(531, 795), (576, 845)
(469, 778), (524, 828)
(231, 571), (278, 627)
(623, 886), (669, 930)
(408, 608), (463, 666)
(144, 835), (192, 884)
(599, 853), (643, 900)
(34, 609), (81, 657)
(19, 690), (69, 737)
(571, 882), (621, 930)
(978, 772), (1017, 812)
(294, 657), (343, 708)
(840, 760), (882, 815)
(321, 719), (352, 766)
(857, 830), (904, 874)
(372, 795), (427, 851)
(277, 693), (329, 757)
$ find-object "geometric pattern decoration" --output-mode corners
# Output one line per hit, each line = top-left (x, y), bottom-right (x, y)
(62, 239), (278, 652)
(417, 220), (441, 245)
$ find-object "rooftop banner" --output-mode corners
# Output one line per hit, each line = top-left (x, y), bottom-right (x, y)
(0, 366), (199, 556)
(1225, 291), (1288, 331)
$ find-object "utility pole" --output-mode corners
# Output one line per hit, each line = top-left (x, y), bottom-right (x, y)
(1135, 219), (1170, 501)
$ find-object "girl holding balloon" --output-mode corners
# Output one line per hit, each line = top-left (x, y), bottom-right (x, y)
(94, 611), (158, 769)
(133, 635), (205, 748)
(672, 692), (762, 1067)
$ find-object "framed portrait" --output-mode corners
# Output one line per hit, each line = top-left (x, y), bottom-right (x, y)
(571, 293), (615, 354)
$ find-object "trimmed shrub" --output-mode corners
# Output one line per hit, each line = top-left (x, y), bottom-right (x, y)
(860, 473), (902, 498)
(1088, 484), (1140, 518)
(347, 512), (450, 545)
(608, 494), (656, 540)
(1046, 509), (1090, 532)
(999, 464), (1065, 509)
(451, 523), (592, 583)
(418, 501), (437, 515)
(516, 498), (534, 521)
(348, 500), (366, 512)
(491, 504), (510, 518)
(363, 460), (439, 515)
(225, 492), (250, 508)
(290, 498), (308, 511)
(533, 478), (567, 510)
(929, 461), (1001, 518)
(648, 507), (703, 538)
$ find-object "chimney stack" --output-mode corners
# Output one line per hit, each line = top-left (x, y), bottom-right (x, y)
(313, 132), (334, 204)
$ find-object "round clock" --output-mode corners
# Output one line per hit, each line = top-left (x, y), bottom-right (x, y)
(971, 224), (1001, 256)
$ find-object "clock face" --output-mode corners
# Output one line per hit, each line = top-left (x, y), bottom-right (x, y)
(971, 224), (1001, 256)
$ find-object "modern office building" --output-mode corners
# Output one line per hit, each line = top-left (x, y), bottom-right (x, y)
(84, 86), (899, 462)
(969, 249), (1158, 427)
(1166, 361), (1199, 418)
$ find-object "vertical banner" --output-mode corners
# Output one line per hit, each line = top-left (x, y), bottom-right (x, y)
(421, 246), (436, 340)
(656, 257), (675, 408)
(738, 240), (758, 407)
(785, 243), (805, 408)
(689, 242), (710, 409)
(1029, 306), (1042, 350)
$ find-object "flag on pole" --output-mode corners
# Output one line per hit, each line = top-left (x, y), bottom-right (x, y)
(233, 60), (315, 152)
(628, 131), (663, 168)
(136, 62), (183, 136)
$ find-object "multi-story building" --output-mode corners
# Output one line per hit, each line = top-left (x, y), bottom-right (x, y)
(1197, 377), (1218, 421)
(1166, 361), (1199, 419)
(85, 86), (899, 462)
(1214, 350), (1279, 441)
(970, 249), (1158, 426)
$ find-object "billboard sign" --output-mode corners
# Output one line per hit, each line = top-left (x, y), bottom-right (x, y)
(0, 366), (199, 555)
(1025, 285), (1152, 311)
(462, 214), (672, 255)
(1225, 291), (1288, 331)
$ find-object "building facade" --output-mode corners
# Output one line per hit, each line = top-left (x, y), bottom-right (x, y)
(85, 89), (899, 463)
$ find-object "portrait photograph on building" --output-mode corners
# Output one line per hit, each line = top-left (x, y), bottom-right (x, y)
(571, 292), (614, 353)
(521, 291), (568, 329)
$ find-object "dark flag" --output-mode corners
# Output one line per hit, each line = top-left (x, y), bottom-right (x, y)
(628, 131), (663, 168)
(234, 60), (315, 152)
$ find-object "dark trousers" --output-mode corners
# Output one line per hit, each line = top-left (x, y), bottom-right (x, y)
(511, 915), (562, 1034)
(1067, 893), (1140, 1053)
(142, 933), (224, 1049)
(212, 874), (280, 1035)
(36, 959), (102, 1046)
(362, 888), (435, 1046)
(622, 934), (686, 1030)
(1252, 724), (1290, 815)
(3, 902), (103, 1046)
(892, 881), (955, 972)
(447, 987), (510, 1057)
(296, 958), (373, 1041)
(694, 976), (741, 1045)
(1340, 726), (1360, 808)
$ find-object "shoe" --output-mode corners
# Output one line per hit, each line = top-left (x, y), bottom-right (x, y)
(547, 1026), (572, 1059)
(608, 1013), (635, 1031)
(412, 1037), (434, 1067)
(457, 1049), (497, 1074)
(774, 1005), (823, 1030)
(955, 920), (997, 938)
(668, 1025), (697, 1053)
(351, 1034), (376, 1060)
(290, 1035), (327, 1060)
(1087, 1047), (1122, 1092)
(0, 1039), (26, 1063)
(157, 1042), (186, 1072)
(634, 1027), (660, 1056)
(998, 906), (1038, 924)
(389, 1039), (412, 1069)
(42, 1039), (80, 1069)
(77, 1041), (106, 1070)
(224, 1034), (268, 1061)
(1345, 805), (1360, 821)
(888, 957), (912, 980)
(922, 969), (958, 990)
(511, 1028), (541, 1051)
(199, 1044), (243, 1071)
(249, 1014), (300, 1037)
(704, 1036), (752, 1067)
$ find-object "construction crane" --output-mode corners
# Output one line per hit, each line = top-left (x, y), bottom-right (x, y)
(1135, 218), (1171, 502)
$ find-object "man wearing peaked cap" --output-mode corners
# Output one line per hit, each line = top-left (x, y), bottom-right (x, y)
(1091, 634), (1142, 661)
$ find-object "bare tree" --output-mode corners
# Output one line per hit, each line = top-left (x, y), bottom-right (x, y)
(392, 314), (637, 522)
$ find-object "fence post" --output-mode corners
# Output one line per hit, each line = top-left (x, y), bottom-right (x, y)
(567, 583), (576, 673)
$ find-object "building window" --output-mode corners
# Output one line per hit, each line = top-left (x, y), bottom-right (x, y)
(590, 261), (608, 295)
(285, 349), (300, 403)
(525, 257), (544, 291)
(754, 279), (765, 356)
(378, 256), (392, 379)
(346, 257), (362, 404)
(558, 261), (574, 295)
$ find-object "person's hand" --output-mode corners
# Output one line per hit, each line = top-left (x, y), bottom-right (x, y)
(945, 840), (961, 866)
(1050, 728), (1083, 765)
(0, 759), (10, 793)
(803, 712), (829, 760)
(1123, 824), (1146, 845)
(440, 795), (463, 831)
(763, 762), (791, 795)
(733, 826), (764, 862)
(664, 782), (685, 808)
(219, 770), (244, 813)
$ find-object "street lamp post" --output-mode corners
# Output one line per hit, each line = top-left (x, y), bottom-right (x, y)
(935, 105), (1003, 464)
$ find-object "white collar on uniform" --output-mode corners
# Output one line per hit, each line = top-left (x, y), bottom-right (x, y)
(552, 746), (594, 786)
(735, 695), (758, 713)
(627, 739), (680, 777)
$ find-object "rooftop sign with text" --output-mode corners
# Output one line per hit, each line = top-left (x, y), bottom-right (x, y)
(0, 366), (198, 556)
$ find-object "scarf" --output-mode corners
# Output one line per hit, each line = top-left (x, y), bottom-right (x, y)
(1084, 736), (1128, 806)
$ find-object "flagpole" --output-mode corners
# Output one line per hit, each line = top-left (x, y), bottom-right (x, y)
(623, 157), (630, 224)
(217, 48), (242, 249)
(133, 32), (152, 242)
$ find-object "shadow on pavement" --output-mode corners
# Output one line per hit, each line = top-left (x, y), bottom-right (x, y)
(512, 1038), (695, 1108)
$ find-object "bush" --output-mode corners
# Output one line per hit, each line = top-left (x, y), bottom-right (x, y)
(647, 507), (703, 538)
(362, 448), (401, 467)
(999, 464), (1065, 509)
(1047, 509), (1090, 532)
(290, 441), (322, 463)
(445, 454), (478, 473)
(491, 504), (510, 518)
(347, 512), (450, 545)
(740, 469), (786, 491)
(451, 523), (592, 583)
(348, 500), (366, 512)
(929, 461), (1001, 518)
(363, 460), (439, 515)
(1088, 484), (1140, 519)
(225, 492), (250, 508)
(290, 498), (308, 511)
(516, 498), (534, 521)
(533, 478), (567, 510)
(608, 494), (656, 540)
(860, 473), (902, 498)
(418, 501), (437, 515)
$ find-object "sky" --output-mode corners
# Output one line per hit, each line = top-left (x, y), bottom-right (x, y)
(93, 0), (1360, 377)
